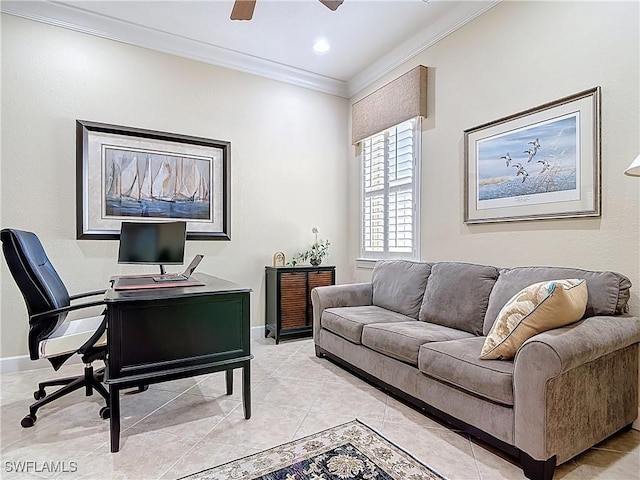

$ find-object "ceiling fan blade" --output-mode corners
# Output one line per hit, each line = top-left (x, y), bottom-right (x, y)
(231, 0), (256, 20)
(319, 0), (344, 11)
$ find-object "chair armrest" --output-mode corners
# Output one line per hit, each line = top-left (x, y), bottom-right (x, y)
(29, 300), (106, 325)
(513, 315), (640, 462)
(77, 315), (107, 355)
(311, 283), (373, 339)
(69, 289), (107, 301)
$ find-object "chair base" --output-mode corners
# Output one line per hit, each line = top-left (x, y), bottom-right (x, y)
(21, 363), (110, 428)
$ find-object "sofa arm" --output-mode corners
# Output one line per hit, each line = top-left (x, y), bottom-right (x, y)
(517, 314), (640, 375)
(514, 315), (640, 463)
(311, 283), (373, 340)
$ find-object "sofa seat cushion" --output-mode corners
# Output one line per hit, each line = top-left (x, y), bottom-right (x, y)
(361, 321), (475, 366)
(321, 306), (413, 344)
(418, 337), (515, 406)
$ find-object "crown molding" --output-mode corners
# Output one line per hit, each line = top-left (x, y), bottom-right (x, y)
(1, 1), (498, 100)
(1, 1), (349, 97)
(346, 1), (500, 98)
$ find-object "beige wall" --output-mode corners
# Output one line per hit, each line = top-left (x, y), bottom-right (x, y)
(1, 1), (639, 360)
(349, 1), (640, 319)
(0, 14), (349, 358)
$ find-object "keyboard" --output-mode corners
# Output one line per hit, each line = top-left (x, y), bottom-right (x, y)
(152, 274), (187, 283)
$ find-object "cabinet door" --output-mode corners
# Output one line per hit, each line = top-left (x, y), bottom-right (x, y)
(279, 271), (308, 330)
(307, 270), (334, 324)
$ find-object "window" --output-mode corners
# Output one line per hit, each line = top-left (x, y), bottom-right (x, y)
(360, 118), (421, 261)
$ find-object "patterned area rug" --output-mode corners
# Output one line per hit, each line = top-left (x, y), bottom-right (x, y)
(180, 420), (446, 480)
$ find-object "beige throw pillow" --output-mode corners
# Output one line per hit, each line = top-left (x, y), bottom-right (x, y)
(480, 279), (587, 360)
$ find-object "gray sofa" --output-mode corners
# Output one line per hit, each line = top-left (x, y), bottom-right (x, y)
(311, 260), (640, 480)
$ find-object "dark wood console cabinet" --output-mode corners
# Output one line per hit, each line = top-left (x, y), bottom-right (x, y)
(265, 266), (335, 344)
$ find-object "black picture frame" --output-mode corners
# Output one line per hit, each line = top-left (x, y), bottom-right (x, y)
(76, 120), (230, 240)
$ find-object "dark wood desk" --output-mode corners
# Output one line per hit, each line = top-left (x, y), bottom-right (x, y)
(104, 273), (252, 452)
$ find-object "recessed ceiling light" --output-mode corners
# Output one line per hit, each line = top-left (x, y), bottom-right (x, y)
(313, 39), (330, 54)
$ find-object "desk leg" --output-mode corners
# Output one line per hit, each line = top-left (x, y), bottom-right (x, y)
(242, 360), (251, 419)
(225, 369), (233, 395)
(109, 386), (121, 453)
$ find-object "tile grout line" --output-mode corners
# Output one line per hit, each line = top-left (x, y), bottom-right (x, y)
(468, 437), (485, 480)
(152, 355), (283, 479)
(153, 351), (280, 478)
(84, 389), (187, 456)
(381, 390), (392, 431)
(290, 370), (334, 440)
(158, 340), (308, 474)
(156, 401), (243, 480)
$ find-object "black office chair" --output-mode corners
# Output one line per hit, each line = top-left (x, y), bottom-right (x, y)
(1, 228), (111, 427)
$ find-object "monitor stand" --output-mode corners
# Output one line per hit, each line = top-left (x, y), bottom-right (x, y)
(159, 265), (166, 275)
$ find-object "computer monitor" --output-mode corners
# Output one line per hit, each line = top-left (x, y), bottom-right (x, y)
(118, 221), (186, 274)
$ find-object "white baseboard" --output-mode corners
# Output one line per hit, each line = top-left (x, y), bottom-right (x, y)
(251, 325), (264, 340)
(0, 354), (81, 374)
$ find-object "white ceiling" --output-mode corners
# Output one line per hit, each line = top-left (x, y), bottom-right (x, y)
(1, 0), (498, 97)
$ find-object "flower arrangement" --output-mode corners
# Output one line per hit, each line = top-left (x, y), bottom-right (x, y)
(289, 227), (331, 266)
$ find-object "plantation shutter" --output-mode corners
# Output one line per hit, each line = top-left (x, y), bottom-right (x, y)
(387, 121), (414, 254)
(362, 119), (418, 258)
(362, 132), (386, 253)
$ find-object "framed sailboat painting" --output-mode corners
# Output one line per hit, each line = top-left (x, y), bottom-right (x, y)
(76, 120), (230, 240)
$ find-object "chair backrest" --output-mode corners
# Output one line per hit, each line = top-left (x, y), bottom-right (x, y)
(1, 229), (71, 359)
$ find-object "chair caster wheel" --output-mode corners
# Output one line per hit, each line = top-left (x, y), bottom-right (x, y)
(21, 414), (36, 428)
(99, 406), (110, 420)
(34, 389), (46, 401)
(138, 385), (148, 393)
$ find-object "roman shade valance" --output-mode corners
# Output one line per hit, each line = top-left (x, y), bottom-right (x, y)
(352, 65), (427, 145)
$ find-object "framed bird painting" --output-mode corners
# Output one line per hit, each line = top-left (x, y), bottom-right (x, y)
(464, 87), (600, 224)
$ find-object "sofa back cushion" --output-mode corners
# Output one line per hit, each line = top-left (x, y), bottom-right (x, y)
(372, 260), (433, 319)
(483, 266), (632, 335)
(418, 262), (499, 335)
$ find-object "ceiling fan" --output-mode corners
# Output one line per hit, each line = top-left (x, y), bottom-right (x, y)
(231, 0), (344, 21)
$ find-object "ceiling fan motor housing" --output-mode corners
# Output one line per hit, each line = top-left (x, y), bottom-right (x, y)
(231, 0), (344, 21)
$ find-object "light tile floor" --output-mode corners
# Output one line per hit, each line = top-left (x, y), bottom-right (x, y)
(1, 338), (638, 479)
